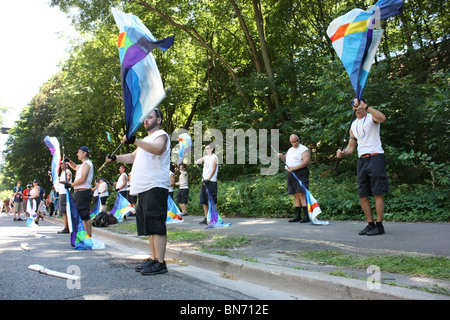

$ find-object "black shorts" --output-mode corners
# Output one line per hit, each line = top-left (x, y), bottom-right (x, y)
(74, 189), (93, 221)
(119, 191), (128, 199)
(357, 154), (389, 197)
(287, 167), (309, 195)
(100, 196), (108, 205)
(136, 187), (168, 236)
(127, 193), (137, 204)
(177, 188), (189, 204)
(58, 194), (67, 214)
(200, 181), (217, 205)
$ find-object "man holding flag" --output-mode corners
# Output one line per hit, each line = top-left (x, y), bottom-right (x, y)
(278, 134), (311, 223)
(337, 99), (388, 236)
(106, 108), (171, 275)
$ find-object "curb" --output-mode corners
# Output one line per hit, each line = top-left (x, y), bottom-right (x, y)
(50, 217), (448, 300)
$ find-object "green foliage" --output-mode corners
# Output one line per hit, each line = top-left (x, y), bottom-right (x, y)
(182, 166), (449, 222)
(1, 0), (449, 221)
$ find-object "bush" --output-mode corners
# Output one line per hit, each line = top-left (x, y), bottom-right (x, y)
(181, 165), (450, 222)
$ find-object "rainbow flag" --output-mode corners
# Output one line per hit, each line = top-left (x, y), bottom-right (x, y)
(66, 191), (93, 250)
(290, 172), (328, 225)
(178, 133), (192, 164)
(205, 184), (231, 228)
(110, 193), (135, 222)
(111, 8), (174, 139)
(166, 196), (183, 224)
(327, 0), (403, 99)
(90, 198), (101, 220)
(43, 136), (61, 191)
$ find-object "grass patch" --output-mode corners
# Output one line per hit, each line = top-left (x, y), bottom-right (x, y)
(167, 229), (209, 242)
(111, 223), (137, 234)
(295, 250), (450, 280)
(200, 235), (251, 256)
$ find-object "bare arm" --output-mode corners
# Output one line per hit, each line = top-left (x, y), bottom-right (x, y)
(287, 150), (311, 172)
(71, 162), (91, 187)
(336, 130), (357, 158)
(134, 135), (168, 155)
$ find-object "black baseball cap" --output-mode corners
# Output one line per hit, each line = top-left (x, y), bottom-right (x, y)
(77, 146), (90, 156)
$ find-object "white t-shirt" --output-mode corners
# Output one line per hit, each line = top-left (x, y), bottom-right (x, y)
(98, 181), (109, 197)
(130, 130), (171, 195)
(178, 171), (188, 189)
(350, 113), (384, 157)
(74, 159), (94, 190)
(58, 169), (72, 195)
(202, 154), (218, 182)
(116, 173), (128, 192)
(285, 144), (309, 168)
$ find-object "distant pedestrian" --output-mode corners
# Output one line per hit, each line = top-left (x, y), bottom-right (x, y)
(115, 166), (128, 199)
(57, 165), (72, 234)
(176, 163), (189, 216)
(13, 181), (24, 221)
(195, 141), (218, 225)
(98, 177), (109, 213)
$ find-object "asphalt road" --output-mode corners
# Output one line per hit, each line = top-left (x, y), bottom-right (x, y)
(0, 213), (304, 302)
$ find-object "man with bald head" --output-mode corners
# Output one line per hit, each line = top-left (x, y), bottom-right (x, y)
(278, 134), (311, 223)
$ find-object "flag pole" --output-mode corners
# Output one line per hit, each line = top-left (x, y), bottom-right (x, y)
(98, 142), (125, 173)
(334, 108), (356, 172)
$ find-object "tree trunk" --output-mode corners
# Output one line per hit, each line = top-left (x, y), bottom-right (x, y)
(133, 0), (253, 111)
(252, 0), (281, 110)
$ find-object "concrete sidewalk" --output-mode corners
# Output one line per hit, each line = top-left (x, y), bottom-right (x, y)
(50, 215), (450, 300)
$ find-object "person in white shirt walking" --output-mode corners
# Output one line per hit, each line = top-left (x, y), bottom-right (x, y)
(337, 98), (389, 236)
(278, 134), (311, 223)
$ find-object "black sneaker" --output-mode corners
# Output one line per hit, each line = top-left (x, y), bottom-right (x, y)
(141, 261), (168, 275)
(358, 224), (375, 235)
(367, 224), (385, 236)
(135, 258), (157, 272)
(58, 228), (70, 234)
(199, 218), (207, 225)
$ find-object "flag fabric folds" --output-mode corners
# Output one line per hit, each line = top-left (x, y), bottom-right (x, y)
(166, 196), (183, 224)
(290, 172), (329, 225)
(111, 8), (174, 139)
(178, 133), (193, 164)
(66, 191), (94, 250)
(205, 184), (231, 228)
(90, 198), (101, 220)
(110, 193), (135, 222)
(327, 0), (403, 99)
(26, 198), (37, 228)
(43, 136), (61, 191)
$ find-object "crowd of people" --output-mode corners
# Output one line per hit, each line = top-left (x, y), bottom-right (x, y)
(2, 98), (389, 275)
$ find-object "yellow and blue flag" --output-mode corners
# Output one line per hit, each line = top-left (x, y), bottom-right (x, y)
(167, 196), (183, 224)
(178, 133), (192, 164)
(110, 193), (135, 222)
(327, 0), (403, 99)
